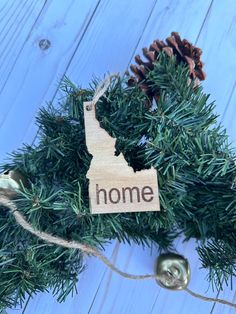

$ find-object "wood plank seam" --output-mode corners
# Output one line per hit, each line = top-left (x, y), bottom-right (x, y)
(127, 0), (158, 67)
(221, 81), (236, 121)
(0, 0), (48, 95)
(194, 0), (214, 45)
(28, 0), (102, 147)
(49, 0), (103, 104)
(0, 1), (8, 14)
(87, 242), (121, 313)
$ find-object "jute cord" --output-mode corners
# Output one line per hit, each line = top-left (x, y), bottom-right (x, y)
(86, 74), (119, 111)
(1, 76), (236, 308)
(0, 196), (235, 308)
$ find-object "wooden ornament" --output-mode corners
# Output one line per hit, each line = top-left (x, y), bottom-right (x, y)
(84, 101), (160, 214)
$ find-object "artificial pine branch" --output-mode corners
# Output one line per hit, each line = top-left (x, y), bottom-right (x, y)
(0, 53), (236, 309)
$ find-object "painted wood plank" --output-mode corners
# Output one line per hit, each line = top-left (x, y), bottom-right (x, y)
(129, 0), (213, 64)
(87, 241), (162, 314)
(211, 290), (236, 314)
(0, 0), (47, 120)
(195, 1), (236, 312)
(196, 0), (236, 128)
(147, 239), (214, 314)
(88, 239), (216, 314)
(0, 0), (100, 161)
(221, 85), (236, 146)
(73, 241), (121, 314)
(65, 0), (157, 87)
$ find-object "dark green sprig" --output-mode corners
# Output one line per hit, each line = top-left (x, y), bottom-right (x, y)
(1, 54), (236, 309)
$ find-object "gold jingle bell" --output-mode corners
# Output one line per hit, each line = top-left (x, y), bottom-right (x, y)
(0, 170), (27, 199)
(155, 252), (190, 290)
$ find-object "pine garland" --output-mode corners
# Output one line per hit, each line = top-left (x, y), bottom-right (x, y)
(0, 53), (236, 309)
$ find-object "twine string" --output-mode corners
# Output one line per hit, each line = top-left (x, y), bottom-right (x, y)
(1, 197), (236, 308)
(86, 74), (119, 111)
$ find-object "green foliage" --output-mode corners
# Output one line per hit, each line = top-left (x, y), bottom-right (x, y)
(1, 53), (236, 309)
(197, 238), (236, 290)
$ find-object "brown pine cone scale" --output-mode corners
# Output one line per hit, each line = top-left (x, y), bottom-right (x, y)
(129, 32), (206, 98)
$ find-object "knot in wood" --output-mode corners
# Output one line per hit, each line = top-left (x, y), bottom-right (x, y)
(39, 39), (51, 50)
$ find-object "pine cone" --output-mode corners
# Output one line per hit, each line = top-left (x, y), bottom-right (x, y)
(129, 32), (206, 98)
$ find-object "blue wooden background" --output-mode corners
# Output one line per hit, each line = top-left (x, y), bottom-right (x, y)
(0, 1), (236, 313)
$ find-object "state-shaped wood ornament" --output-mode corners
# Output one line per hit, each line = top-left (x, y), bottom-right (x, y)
(84, 100), (160, 214)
